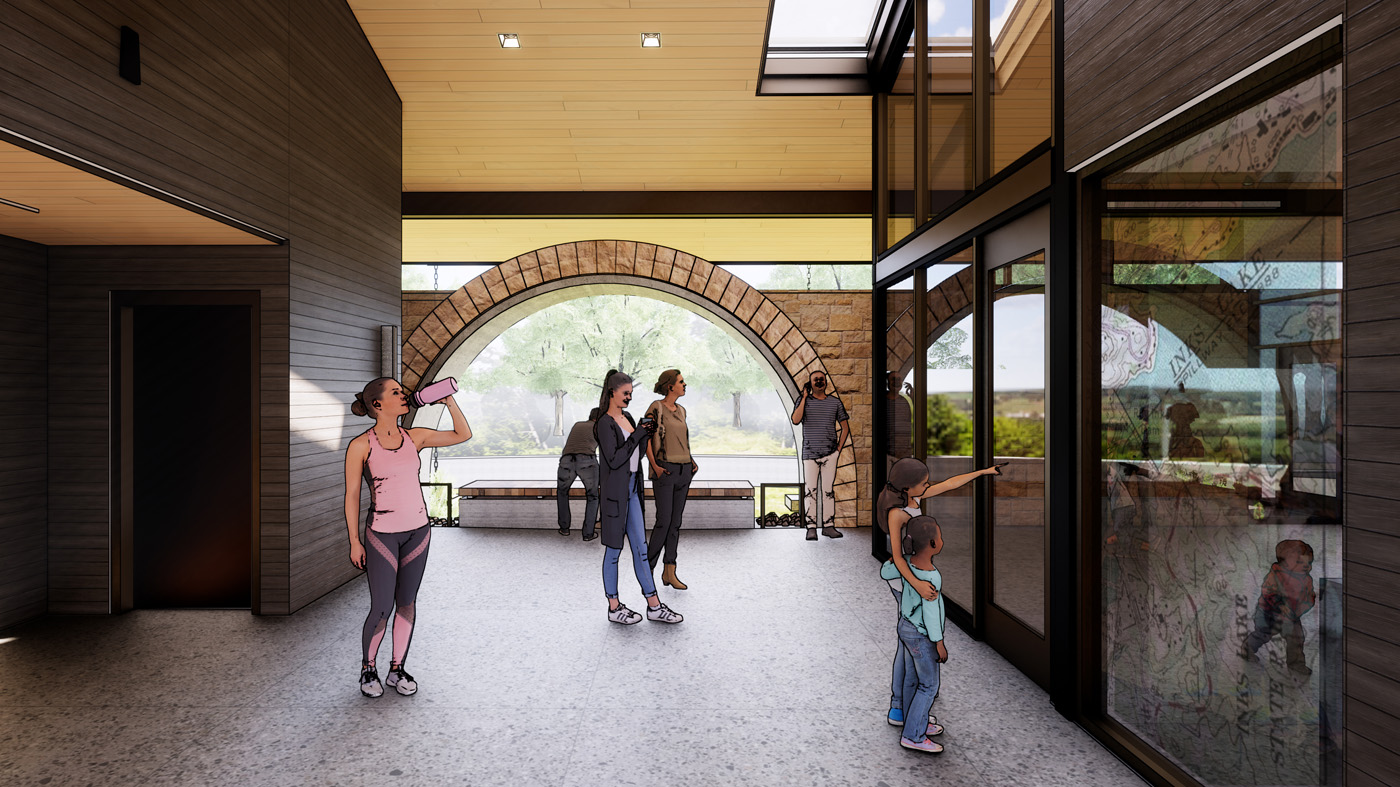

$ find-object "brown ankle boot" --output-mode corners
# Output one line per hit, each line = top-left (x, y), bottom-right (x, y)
(662, 564), (688, 590)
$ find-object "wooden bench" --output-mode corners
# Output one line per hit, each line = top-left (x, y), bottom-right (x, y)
(457, 479), (757, 529)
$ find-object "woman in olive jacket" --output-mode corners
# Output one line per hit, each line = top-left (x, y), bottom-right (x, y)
(594, 369), (683, 625)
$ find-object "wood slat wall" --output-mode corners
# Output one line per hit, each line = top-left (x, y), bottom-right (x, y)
(286, 0), (402, 612)
(1, 0), (400, 620)
(1062, 0), (1342, 168)
(1342, 1), (1400, 783)
(0, 234), (47, 631)
(46, 246), (290, 614)
(0, 0), (292, 237)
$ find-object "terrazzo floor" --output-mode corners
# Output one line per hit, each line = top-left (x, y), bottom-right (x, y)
(0, 527), (1148, 787)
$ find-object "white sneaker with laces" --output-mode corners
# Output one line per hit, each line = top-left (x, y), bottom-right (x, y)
(359, 666), (383, 698)
(608, 604), (643, 625)
(646, 603), (683, 624)
(386, 666), (417, 696)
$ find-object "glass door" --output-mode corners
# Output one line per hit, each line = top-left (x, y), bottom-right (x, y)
(980, 208), (1050, 687)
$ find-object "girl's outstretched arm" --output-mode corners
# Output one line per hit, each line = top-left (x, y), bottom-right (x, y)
(924, 462), (1007, 497)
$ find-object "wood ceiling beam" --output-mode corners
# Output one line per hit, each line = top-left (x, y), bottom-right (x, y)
(403, 190), (874, 217)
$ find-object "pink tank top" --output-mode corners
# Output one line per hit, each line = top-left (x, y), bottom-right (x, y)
(364, 427), (428, 533)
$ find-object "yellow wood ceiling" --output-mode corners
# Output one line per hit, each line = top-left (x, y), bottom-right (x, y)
(349, 0), (874, 192)
(403, 216), (871, 261)
(0, 141), (275, 246)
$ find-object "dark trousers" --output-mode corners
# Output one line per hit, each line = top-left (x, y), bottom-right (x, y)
(557, 454), (600, 537)
(648, 460), (693, 567)
(1244, 608), (1306, 666)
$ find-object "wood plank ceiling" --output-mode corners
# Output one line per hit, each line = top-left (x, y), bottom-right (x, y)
(349, 0), (874, 192)
(0, 141), (275, 246)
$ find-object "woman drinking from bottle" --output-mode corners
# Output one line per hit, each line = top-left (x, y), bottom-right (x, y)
(343, 377), (471, 698)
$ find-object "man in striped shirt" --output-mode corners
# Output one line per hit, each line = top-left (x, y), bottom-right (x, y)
(791, 370), (851, 541)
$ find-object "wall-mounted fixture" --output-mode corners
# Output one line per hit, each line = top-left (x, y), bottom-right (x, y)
(640, 33), (662, 48)
(119, 26), (141, 84)
(381, 325), (402, 379)
(498, 33), (520, 48)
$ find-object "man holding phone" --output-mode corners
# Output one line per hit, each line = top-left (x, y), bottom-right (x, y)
(790, 369), (850, 541)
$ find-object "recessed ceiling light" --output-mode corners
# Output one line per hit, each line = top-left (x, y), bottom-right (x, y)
(498, 33), (520, 48)
(641, 32), (662, 48)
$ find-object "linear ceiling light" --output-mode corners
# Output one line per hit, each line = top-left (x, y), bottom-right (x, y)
(640, 32), (662, 48)
(0, 196), (40, 213)
(498, 33), (520, 48)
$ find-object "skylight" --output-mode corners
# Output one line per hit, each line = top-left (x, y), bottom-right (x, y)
(767, 0), (886, 49)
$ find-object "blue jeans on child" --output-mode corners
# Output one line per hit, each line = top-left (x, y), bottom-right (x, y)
(602, 473), (658, 600)
(890, 586), (915, 712)
(897, 616), (942, 742)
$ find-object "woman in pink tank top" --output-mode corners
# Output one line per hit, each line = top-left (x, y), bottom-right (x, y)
(343, 377), (471, 699)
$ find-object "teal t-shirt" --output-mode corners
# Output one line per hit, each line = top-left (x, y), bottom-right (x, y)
(881, 560), (945, 642)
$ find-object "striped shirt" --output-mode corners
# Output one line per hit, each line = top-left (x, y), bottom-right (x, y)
(886, 395), (913, 458)
(800, 393), (849, 459)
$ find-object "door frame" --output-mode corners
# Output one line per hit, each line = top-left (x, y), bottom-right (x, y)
(110, 290), (261, 613)
(978, 205), (1052, 688)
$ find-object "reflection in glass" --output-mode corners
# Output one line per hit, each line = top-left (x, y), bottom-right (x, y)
(1098, 67), (1342, 787)
(990, 0), (1051, 174)
(921, 250), (975, 607)
(989, 252), (1046, 633)
(883, 275), (919, 550)
(886, 95), (917, 248)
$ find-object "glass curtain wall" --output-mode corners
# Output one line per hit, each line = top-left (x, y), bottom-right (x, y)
(989, 251), (1046, 633)
(922, 248), (975, 608)
(1095, 66), (1343, 787)
(988, 0), (1051, 174)
(876, 0), (1050, 253)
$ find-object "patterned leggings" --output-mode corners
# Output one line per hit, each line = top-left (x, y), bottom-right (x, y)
(361, 525), (431, 667)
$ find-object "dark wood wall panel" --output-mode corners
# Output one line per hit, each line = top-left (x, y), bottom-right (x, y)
(46, 247), (290, 614)
(0, 234), (48, 631)
(2, 0), (399, 620)
(1343, 0), (1400, 781)
(0, 0), (292, 236)
(1063, 0), (1342, 167)
(285, 0), (402, 612)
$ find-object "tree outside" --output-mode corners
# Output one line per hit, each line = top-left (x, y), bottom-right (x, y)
(436, 294), (796, 457)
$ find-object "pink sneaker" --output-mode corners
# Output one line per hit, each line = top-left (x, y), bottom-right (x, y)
(926, 721), (944, 736)
(900, 736), (945, 754)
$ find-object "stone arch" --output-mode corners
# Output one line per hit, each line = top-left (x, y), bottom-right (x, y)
(883, 266), (976, 383)
(401, 240), (863, 528)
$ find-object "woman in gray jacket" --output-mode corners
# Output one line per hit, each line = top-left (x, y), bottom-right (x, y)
(594, 369), (683, 625)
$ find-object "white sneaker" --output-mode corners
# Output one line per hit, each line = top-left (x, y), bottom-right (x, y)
(608, 604), (643, 625)
(646, 603), (683, 624)
(359, 666), (383, 698)
(386, 666), (417, 696)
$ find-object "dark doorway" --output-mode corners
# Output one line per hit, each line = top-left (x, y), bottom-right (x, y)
(117, 297), (257, 609)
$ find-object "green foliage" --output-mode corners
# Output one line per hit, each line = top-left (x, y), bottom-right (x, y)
(926, 394), (973, 455)
(454, 295), (692, 429)
(699, 335), (771, 427)
(763, 264), (873, 290)
(994, 417), (1045, 458)
(927, 326), (972, 370)
(925, 394), (1046, 458)
(690, 425), (789, 455)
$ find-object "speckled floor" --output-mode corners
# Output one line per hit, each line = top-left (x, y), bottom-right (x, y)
(0, 528), (1148, 787)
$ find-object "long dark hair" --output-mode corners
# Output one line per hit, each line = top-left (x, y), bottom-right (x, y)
(598, 369), (633, 414)
(902, 514), (941, 557)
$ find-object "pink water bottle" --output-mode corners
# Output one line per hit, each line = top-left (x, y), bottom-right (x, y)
(411, 377), (458, 408)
